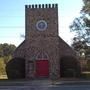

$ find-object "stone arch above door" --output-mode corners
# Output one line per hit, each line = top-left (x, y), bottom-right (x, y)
(36, 51), (49, 60)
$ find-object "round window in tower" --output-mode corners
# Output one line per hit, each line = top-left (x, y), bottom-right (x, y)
(36, 20), (47, 31)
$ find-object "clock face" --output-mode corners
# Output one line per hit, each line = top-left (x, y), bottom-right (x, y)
(36, 20), (47, 31)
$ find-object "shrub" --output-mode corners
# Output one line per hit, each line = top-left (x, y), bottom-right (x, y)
(60, 56), (81, 77)
(87, 60), (90, 71)
(6, 57), (25, 79)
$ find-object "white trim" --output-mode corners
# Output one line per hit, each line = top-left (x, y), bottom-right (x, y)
(36, 20), (47, 31)
(36, 51), (49, 60)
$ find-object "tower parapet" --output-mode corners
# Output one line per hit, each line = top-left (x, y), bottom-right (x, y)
(25, 4), (58, 9)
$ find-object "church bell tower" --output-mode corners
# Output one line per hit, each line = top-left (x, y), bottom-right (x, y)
(25, 4), (60, 79)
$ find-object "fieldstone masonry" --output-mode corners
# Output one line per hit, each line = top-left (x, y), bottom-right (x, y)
(13, 4), (78, 79)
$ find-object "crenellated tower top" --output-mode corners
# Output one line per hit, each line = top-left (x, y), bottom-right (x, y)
(25, 4), (58, 9)
(25, 3), (58, 39)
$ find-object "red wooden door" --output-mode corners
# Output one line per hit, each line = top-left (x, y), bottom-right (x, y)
(36, 60), (49, 77)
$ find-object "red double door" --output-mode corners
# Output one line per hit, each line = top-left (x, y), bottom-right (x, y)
(36, 60), (49, 77)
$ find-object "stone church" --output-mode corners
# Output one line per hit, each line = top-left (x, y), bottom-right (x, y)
(13, 4), (80, 79)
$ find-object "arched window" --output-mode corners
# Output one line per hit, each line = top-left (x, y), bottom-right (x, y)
(36, 51), (48, 60)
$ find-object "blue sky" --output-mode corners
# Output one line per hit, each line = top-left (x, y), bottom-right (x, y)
(0, 0), (83, 46)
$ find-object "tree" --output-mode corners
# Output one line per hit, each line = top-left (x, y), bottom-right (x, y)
(82, 0), (90, 14)
(69, 0), (90, 56)
(2, 43), (16, 56)
(0, 43), (16, 64)
(0, 58), (6, 75)
(81, 0), (90, 31)
(70, 14), (90, 45)
(0, 45), (3, 57)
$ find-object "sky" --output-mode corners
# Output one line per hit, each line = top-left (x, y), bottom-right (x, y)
(0, 0), (83, 46)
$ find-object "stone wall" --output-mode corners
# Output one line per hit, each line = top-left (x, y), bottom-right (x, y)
(13, 41), (25, 58)
(59, 37), (76, 57)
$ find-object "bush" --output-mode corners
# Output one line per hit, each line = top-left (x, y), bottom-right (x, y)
(6, 57), (25, 79)
(87, 60), (90, 71)
(60, 56), (81, 77)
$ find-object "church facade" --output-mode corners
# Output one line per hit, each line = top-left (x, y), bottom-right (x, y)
(13, 4), (80, 79)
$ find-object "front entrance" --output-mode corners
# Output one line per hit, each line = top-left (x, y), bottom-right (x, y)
(36, 60), (49, 77)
